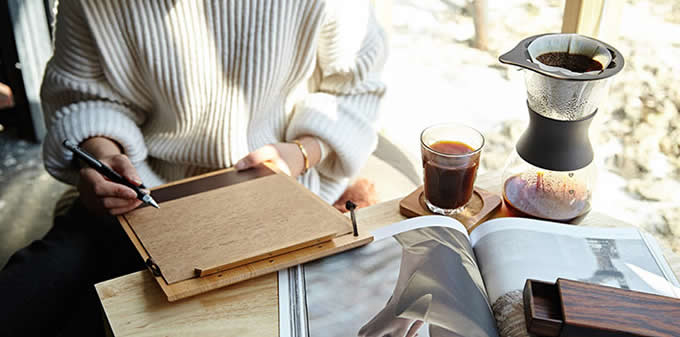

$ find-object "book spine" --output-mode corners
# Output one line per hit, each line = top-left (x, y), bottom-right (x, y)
(289, 265), (309, 337)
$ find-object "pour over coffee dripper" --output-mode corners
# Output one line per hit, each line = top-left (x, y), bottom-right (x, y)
(498, 33), (624, 223)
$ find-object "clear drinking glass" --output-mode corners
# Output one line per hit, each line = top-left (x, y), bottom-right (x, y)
(420, 123), (484, 215)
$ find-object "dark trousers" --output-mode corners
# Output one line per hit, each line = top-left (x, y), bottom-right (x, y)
(0, 200), (144, 337)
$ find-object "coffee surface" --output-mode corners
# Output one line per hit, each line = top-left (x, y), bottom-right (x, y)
(429, 141), (475, 155)
(537, 52), (603, 73)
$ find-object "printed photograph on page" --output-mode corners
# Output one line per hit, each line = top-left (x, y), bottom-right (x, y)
(471, 223), (680, 336)
(304, 226), (499, 337)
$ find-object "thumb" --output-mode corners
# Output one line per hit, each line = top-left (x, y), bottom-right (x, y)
(109, 155), (142, 186)
(235, 145), (278, 170)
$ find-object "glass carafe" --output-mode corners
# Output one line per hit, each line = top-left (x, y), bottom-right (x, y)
(502, 150), (597, 222)
(498, 33), (624, 223)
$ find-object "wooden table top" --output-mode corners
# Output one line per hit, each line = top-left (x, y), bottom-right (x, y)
(95, 173), (680, 337)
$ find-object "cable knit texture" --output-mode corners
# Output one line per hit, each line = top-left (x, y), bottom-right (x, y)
(41, 0), (387, 203)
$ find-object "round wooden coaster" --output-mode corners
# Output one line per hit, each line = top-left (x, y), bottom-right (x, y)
(418, 190), (484, 218)
(399, 186), (502, 231)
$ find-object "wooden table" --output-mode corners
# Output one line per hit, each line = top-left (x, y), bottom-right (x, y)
(95, 173), (680, 337)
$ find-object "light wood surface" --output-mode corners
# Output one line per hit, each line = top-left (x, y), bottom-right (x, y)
(96, 172), (680, 337)
(124, 174), (352, 285)
(561, 0), (623, 42)
(472, 0), (489, 51)
(97, 271), (279, 337)
(399, 186), (501, 232)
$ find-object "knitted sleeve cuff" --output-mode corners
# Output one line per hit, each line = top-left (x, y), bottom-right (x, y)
(42, 101), (148, 185)
(286, 92), (381, 179)
(315, 137), (331, 161)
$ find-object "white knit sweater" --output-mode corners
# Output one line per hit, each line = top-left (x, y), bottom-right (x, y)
(41, 0), (387, 203)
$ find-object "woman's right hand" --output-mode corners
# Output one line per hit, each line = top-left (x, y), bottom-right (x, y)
(76, 137), (145, 216)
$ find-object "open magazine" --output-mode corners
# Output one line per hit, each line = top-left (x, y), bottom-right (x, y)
(278, 216), (680, 337)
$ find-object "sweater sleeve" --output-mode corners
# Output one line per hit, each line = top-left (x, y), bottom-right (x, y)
(285, 0), (387, 180)
(40, 0), (148, 186)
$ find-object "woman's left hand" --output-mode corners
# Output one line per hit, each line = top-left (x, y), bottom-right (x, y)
(235, 137), (321, 177)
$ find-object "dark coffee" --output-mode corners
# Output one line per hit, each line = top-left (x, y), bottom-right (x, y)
(537, 52), (603, 73)
(423, 141), (478, 210)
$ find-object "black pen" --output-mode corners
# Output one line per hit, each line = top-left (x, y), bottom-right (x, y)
(62, 139), (160, 209)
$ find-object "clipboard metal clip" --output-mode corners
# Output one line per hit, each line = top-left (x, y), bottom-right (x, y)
(146, 257), (162, 277)
(345, 200), (359, 237)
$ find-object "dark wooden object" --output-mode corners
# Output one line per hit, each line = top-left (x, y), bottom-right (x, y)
(524, 278), (680, 337)
(399, 186), (502, 232)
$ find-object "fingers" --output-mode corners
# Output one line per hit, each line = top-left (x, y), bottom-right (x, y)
(78, 153), (145, 216)
(109, 200), (143, 215)
(101, 197), (138, 209)
(80, 168), (138, 199)
(98, 179), (138, 199)
(108, 154), (143, 186)
(235, 145), (278, 170)
(272, 158), (291, 176)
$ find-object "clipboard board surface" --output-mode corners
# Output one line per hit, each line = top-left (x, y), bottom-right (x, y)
(119, 164), (373, 301)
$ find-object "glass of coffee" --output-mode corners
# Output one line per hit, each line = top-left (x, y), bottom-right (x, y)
(420, 123), (484, 215)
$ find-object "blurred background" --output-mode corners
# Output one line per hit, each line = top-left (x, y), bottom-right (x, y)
(1, 0), (678, 268)
(375, 0), (680, 255)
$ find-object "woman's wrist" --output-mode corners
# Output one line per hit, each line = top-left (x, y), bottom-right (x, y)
(293, 136), (322, 168)
(235, 137), (324, 177)
(80, 136), (124, 159)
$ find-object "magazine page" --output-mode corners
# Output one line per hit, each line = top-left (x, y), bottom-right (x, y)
(299, 216), (499, 337)
(468, 217), (680, 336)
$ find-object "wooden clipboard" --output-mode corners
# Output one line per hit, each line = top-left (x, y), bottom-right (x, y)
(118, 164), (373, 302)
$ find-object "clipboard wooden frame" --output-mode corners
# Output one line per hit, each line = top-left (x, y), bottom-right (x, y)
(118, 164), (373, 302)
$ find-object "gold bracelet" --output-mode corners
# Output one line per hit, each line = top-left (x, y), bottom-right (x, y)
(292, 140), (310, 175)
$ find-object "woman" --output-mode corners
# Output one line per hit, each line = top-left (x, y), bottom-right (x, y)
(0, 0), (386, 335)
